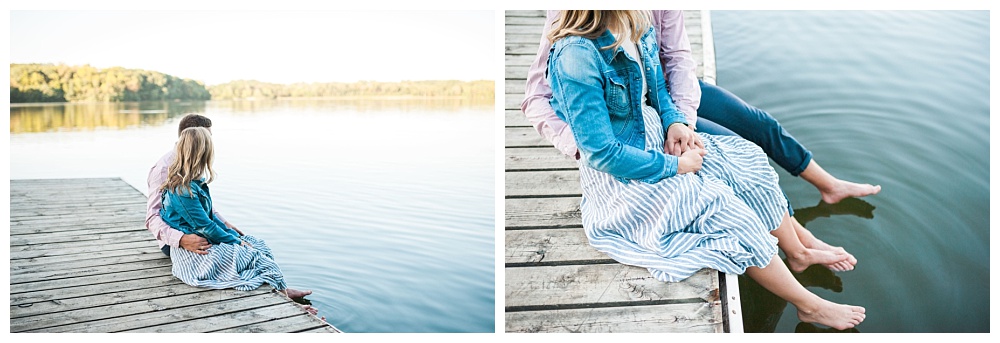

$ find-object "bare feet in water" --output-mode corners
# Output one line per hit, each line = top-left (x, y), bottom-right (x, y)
(284, 288), (313, 299)
(820, 179), (881, 204)
(797, 298), (866, 330)
(301, 304), (319, 315)
(804, 237), (857, 272)
(793, 219), (857, 272)
(785, 247), (853, 273)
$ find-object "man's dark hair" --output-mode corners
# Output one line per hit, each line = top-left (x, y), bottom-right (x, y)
(177, 114), (212, 136)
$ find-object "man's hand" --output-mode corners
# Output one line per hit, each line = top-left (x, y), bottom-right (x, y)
(179, 234), (211, 255)
(677, 148), (707, 174)
(664, 123), (704, 156)
(225, 221), (244, 236)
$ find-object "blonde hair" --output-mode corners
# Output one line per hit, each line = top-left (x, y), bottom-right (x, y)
(162, 126), (216, 196)
(547, 10), (652, 51)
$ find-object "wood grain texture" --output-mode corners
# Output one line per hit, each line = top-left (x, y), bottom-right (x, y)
(505, 147), (577, 171)
(506, 302), (723, 333)
(506, 266), (718, 308)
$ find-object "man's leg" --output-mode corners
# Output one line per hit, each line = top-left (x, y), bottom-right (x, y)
(697, 80), (880, 203)
(697, 80), (812, 175)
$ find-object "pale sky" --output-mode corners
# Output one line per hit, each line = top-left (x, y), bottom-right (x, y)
(10, 10), (495, 85)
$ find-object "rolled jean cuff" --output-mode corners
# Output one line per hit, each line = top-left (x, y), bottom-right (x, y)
(788, 150), (813, 177)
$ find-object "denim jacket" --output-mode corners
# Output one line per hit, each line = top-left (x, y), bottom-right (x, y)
(548, 26), (688, 184)
(160, 179), (242, 245)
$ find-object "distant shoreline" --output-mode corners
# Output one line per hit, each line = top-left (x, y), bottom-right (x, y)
(9, 96), (494, 107)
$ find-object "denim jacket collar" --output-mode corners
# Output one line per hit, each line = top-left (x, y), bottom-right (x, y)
(593, 27), (657, 66)
(594, 29), (620, 65)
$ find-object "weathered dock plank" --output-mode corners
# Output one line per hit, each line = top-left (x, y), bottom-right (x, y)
(9, 178), (340, 333)
(505, 198), (583, 229)
(504, 10), (739, 333)
(506, 266), (718, 308)
(11, 266), (175, 294)
(505, 147), (577, 171)
(506, 303), (722, 333)
(505, 228), (597, 263)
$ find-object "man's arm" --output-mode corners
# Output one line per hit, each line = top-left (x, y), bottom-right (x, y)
(653, 10), (701, 128)
(521, 10), (580, 159)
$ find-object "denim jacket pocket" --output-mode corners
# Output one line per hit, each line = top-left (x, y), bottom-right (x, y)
(604, 71), (631, 136)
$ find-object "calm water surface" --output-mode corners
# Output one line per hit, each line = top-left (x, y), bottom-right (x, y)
(713, 11), (988, 333)
(9, 99), (495, 333)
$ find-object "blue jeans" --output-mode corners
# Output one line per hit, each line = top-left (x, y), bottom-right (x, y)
(694, 80), (813, 176)
(693, 80), (811, 216)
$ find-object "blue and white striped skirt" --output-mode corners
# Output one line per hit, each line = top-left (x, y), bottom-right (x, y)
(170, 234), (288, 291)
(580, 132), (787, 282)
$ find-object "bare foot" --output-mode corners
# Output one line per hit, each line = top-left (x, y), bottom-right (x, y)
(301, 304), (318, 315)
(820, 180), (881, 204)
(796, 299), (866, 330)
(285, 288), (313, 299)
(786, 248), (852, 273)
(794, 220), (858, 272)
(803, 239), (857, 271)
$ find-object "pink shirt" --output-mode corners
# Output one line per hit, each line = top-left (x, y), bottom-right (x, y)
(520, 10), (701, 159)
(145, 149), (227, 249)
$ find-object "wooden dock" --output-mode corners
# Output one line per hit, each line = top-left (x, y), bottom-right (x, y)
(504, 10), (743, 333)
(9, 177), (340, 333)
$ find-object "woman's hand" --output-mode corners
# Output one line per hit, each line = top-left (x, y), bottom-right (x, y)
(664, 123), (704, 156)
(677, 148), (707, 174)
(241, 240), (253, 248)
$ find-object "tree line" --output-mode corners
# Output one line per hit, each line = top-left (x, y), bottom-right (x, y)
(207, 79), (494, 100)
(10, 64), (210, 103)
(10, 64), (494, 103)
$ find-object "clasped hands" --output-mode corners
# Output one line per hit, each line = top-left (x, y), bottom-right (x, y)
(665, 123), (707, 174)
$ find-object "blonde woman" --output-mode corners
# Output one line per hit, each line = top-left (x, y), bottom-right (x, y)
(159, 127), (319, 316)
(545, 10), (866, 330)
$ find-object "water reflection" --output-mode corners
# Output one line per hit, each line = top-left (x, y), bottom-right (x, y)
(10, 101), (206, 133)
(10, 98), (493, 133)
(740, 199), (877, 333)
(794, 198), (877, 226)
(795, 322), (860, 333)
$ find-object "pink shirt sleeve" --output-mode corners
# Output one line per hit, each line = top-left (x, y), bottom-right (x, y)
(520, 10), (703, 158)
(145, 152), (184, 249)
(521, 10), (580, 159)
(653, 10), (701, 128)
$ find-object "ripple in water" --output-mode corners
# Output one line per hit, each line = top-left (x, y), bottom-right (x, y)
(713, 11), (988, 332)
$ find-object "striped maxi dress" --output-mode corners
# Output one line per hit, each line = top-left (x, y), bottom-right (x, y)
(169, 234), (288, 292)
(579, 104), (788, 282)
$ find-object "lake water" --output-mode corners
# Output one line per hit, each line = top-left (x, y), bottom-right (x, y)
(9, 99), (496, 333)
(712, 11), (989, 333)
